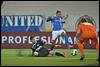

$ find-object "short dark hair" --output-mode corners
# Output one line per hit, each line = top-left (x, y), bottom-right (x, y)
(30, 36), (34, 40)
(56, 10), (61, 14)
(80, 18), (87, 22)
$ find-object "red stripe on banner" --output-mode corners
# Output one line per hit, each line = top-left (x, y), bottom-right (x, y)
(1, 32), (95, 49)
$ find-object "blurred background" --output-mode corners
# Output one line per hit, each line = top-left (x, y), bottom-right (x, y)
(1, 1), (99, 32)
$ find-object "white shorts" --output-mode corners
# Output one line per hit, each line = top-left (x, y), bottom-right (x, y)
(52, 29), (66, 40)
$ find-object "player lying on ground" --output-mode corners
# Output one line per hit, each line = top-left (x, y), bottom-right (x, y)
(46, 10), (68, 50)
(30, 36), (66, 57)
(76, 15), (99, 61)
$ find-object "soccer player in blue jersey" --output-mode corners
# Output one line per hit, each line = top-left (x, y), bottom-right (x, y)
(47, 10), (69, 50)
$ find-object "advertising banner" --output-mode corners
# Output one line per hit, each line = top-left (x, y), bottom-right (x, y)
(1, 32), (95, 49)
(1, 15), (45, 32)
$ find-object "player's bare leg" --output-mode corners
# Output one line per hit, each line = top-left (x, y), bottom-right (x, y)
(96, 42), (99, 61)
(91, 38), (99, 61)
(95, 42), (99, 61)
(96, 43), (99, 61)
(77, 41), (85, 60)
(50, 35), (61, 50)
(61, 30), (68, 57)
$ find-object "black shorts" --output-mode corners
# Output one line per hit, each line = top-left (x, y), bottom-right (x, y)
(38, 48), (49, 57)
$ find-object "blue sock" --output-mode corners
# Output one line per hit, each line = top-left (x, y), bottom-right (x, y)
(65, 35), (70, 48)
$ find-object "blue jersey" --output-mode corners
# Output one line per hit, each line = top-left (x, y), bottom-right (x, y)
(47, 16), (63, 31)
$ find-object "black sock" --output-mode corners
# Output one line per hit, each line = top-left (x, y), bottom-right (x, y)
(55, 52), (64, 57)
(50, 45), (55, 50)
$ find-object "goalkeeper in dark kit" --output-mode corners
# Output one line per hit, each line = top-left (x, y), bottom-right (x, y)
(30, 36), (66, 57)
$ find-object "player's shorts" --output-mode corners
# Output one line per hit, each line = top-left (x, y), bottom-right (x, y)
(52, 29), (66, 40)
(38, 47), (49, 57)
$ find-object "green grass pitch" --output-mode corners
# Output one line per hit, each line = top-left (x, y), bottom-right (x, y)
(1, 49), (99, 66)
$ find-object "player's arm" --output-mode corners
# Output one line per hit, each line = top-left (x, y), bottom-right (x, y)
(62, 14), (69, 23)
(35, 39), (46, 51)
(46, 16), (53, 22)
(63, 14), (69, 20)
(35, 46), (43, 52)
(62, 19), (66, 23)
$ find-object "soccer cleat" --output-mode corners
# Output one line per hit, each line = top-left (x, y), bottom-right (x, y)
(55, 52), (64, 57)
(80, 55), (85, 60)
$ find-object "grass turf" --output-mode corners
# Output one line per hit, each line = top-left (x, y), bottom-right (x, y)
(1, 49), (99, 66)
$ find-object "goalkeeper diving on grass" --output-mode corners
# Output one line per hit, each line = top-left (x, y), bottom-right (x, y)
(30, 36), (66, 57)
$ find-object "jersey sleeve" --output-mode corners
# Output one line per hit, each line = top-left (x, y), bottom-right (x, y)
(31, 44), (37, 50)
(62, 19), (66, 23)
(47, 16), (53, 22)
(61, 17), (66, 23)
(37, 39), (44, 46)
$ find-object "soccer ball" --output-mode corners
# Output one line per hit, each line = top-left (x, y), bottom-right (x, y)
(71, 49), (78, 56)
(34, 51), (39, 56)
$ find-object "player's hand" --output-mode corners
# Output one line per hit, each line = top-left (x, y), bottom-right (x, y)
(62, 19), (65, 24)
(64, 14), (69, 20)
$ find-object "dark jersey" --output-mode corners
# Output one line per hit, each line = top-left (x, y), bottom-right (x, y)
(31, 39), (49, 57)
(31, 39), (44, 52)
